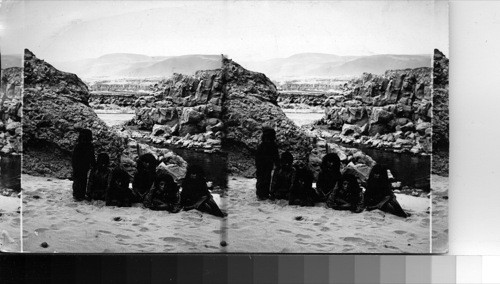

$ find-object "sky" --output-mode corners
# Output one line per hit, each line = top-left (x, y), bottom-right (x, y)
(0, 0), (449, 62)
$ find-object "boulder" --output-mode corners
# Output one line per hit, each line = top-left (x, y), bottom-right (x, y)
(341, 124), (362, 136)
(22, 50), (188, 179)
(151, 124), (172, 137)
(416, 121), (432, 133)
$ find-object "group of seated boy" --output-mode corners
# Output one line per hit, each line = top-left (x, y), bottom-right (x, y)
(255, 128), (408, 218)
(72, 129), (225, 217)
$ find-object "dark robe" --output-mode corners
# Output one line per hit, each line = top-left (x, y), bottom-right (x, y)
(132, 154), (158, 202)
(86, 167), (111, 201)
(316, 170), (341, 201)
(132, 170), (155, 202)
(181, 178), (225, 217)
(365, 179), (407, 218)
(326, 178), (364, 213)
(143, 176), (181, 213)
(106, 168), (132, 207)
(270, 165), (295, 200)
(255, 141), (280, 200)
(72, 142), (95, 201)
(289, 166), (317, 206)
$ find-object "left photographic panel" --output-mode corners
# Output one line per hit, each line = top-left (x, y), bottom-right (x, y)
(0, 52), (22, 252)
(21, 48), (229, 253)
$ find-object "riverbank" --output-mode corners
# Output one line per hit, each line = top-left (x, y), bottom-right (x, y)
(22, 175), (227, 253)
(20, 173), (446, 253)
(225, 175), (447, 253)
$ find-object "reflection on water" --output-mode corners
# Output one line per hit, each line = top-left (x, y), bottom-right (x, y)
(342, 143), (430, 190)
(284, 111), (430, 190)
(98, 112), (229, 190)
(1, 154), (21, 191)
(98, 111), (430, 190)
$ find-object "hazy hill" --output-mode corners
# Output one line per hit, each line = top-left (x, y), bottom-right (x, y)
(53, 53), (221, 79)
(309, 54), (431, 77)
(1, 54), (22, 69)
(244, 53), (430, 79)
(52, 52), (431, 80)
(117, 55), (221, 77)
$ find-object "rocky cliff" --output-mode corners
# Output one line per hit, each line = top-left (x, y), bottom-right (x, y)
(315, 65), (433, 155)
(23, 49), (127, 178)
(431, 49), (449, 176)
(128, 57), (313, 175)
(23, 50), (188, 180)
(0, 66), (23, 191)
(0, 67), (22, 155)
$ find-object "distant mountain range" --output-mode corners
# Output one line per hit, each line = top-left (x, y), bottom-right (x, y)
(1, 54), (22, 69)
(52, 52), (431, 80)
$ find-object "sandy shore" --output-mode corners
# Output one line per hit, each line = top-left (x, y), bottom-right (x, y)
(225, 175), (447, 253)
(21, 173), (447, 253)
(0, 193), (21, 252)
(22, 175), (227, 253)
(431, 174), (449, 253)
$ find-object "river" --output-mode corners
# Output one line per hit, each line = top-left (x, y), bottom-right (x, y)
(97, 111), (430, 189)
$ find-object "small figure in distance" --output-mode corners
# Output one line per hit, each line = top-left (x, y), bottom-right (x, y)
(270, 151), (295, 201)
(316, 153), (342, 201)
(143, 172), (181, 213)
(181, 165), (226, 218)
(132, 153), (158, 202)
(106, 167), (132, 207)
(255, 127), (280, 200)
(86, 152), (111, 201)
(72, 128), (95, 201)
(364, 164), (408, 218)
(326, 173), (364, 213)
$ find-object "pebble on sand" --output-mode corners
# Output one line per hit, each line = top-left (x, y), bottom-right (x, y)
(41, 242), (49, 248)
(294, 216), (303, 221)
(220, 241), (227, 247)
(113, 217), (122, 221)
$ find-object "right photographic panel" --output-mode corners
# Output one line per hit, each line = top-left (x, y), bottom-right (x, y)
(223, 0), (449, 253)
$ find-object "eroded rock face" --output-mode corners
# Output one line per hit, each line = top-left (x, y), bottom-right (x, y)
(221, 59), (312, 162)
(316, 66), (433, 154)
(129, 57), (313, 169)
(0, 67), (22, 156)
(23, 50), (189, 179)
(22, 49), (127, 178)
(432, 49), (449, 151)
(432, 49), (449, 176)
(0, 66), (23, 191)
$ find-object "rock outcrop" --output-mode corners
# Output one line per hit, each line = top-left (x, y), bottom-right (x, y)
(0, 66), (23, 191)
(89, 92), (140, 108)
(0, 67), (22, 155)
(22, 50), (187, 180)
(128, 57), (313, 174)
(23, 49), (127, 178)
(432, 49), (449, 176)
(221, 58), (312, 162)
(315, 66), (433, 155)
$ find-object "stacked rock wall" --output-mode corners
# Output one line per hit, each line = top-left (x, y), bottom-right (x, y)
(0, 67), (22, 155)
(0, 66), (23, 190)
(129, 57), (313, 169)
(431, 49), (449, 175)
(316, 66), (433, 154)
